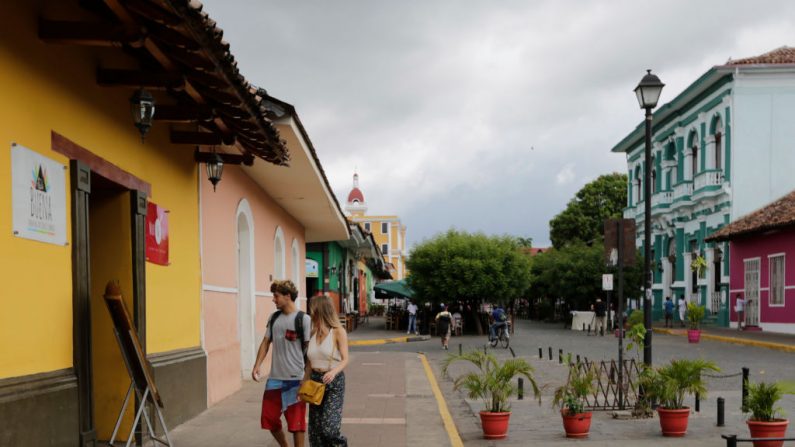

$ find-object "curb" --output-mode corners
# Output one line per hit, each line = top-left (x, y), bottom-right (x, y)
(418, 353), (464, 447)
(349, 335), (430, 346)
(655, 328), (795, 353)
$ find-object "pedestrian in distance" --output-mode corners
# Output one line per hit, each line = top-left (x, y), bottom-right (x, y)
(306, 295), (349, 447)
(591, 298), (606, 336)
(406, 300), (418, 335)
(735, 294), (745, 331)
(678, 295), (687, 328)
(252, 280), (311, 447)
(664, 296), (674, 328)
(435, 304), (452, 350)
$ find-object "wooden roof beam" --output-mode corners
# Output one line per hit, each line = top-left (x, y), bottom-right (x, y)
(153, 104), (213, 122)
(170, 130), (233, 146)
(194, 150), (254, 167)
(97, 68), (184, 90)
(38, 19), (138, 46)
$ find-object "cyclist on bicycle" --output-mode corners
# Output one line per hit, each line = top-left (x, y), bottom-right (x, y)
(489, 305), (509, 342)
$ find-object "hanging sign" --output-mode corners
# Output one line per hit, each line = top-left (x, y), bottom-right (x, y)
(602, 274), (614, 291)
(146, 201), (169, 265)
(305, 259), (319, 278)
(11, 144), (67, 246)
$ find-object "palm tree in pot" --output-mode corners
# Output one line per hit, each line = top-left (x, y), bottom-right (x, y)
(686, 302), (705, 343)
(641, 358), (719, 436)
(745, 381), (790, 447)
(442, 350), (540, 439)
(553, 356), (597, 438)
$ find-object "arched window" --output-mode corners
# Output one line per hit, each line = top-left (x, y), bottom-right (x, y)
(652, 169), (657, 194)
(711, 116), (724, 171)
(634, 165), (642, 205)
(688, 131), (699, 179)
(274, 226), (285, 280)
(291, 239), (300, 296)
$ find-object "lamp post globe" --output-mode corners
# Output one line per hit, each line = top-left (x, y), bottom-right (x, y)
(635, 69), (664, 367)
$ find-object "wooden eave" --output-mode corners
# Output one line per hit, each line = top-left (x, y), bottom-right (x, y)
(38, 0), (289, 165)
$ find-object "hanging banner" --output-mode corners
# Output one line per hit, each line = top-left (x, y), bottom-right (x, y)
(11, 144), (67, 246)
(146, 201), (169, 265)
(305, 259), (319, 278)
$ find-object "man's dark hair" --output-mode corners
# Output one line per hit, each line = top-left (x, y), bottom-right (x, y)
(271, 280), (299, 301)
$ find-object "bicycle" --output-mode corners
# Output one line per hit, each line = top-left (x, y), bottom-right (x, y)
(489, 322), (510, 349)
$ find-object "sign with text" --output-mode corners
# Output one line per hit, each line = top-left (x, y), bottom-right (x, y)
(305, 259), (319, 278)
(602, 274), (614, 291)
(11, 144), (67, 246)
(604, 218), (636, 267)
(145, 201), (169, 265)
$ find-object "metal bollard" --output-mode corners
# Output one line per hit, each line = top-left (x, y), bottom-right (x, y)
(717, 397), (725, 427)
(582, 323), (586, 331)
(722, 434), (737, 447)
(484, 345), (487, 355)
(459, 344), (462, 355)
(548, 347), (553, 361)
(518, 378), (524, 400)
(576, 354), (581, 364)
(742, 367), (750, 412)
(587, 324), (591, 334)
(539, 347), (543, 359)
(695, 392), (700, 412)
(559, 349), (563, 364)
(509, 347), (516, 358)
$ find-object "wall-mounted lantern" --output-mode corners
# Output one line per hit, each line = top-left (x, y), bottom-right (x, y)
(130, 88), (156, 142)
(205, 151), (224, 192)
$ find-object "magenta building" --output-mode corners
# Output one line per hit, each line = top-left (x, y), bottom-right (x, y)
(707, 190), (795, 333)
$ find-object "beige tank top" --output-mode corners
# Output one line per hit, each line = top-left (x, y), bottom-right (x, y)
(307, 328), (341, 371)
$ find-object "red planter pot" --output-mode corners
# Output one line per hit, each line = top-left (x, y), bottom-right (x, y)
(657, 407), (691, 437)
(747, 419), (789, 447)
(561, 411), (592, 438)
(480, 411), (511, 439)
(687, 329), (701, 343)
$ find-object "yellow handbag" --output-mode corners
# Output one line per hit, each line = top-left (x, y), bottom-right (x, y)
(298, 379), (325, 405)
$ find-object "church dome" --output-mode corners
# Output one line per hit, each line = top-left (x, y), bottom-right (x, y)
(347, 187), (365, 204)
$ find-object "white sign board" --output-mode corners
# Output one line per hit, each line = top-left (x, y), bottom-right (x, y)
(305, 259), (319, 278)
(11, 144), (67, 246)
(602, 274), (614, 291)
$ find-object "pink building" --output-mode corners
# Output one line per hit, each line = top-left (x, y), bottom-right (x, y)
(200, 94), (349, 405)
(707, 190), (795, 334)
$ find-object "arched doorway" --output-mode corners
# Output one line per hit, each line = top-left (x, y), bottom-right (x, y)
(236, 201), (255, 377)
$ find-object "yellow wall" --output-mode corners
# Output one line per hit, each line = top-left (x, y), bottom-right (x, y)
(349, 215), (407, 279)
(0, 2), (201, 379)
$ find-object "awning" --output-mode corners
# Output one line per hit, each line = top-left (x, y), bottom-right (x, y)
(374, 280), (413, 299)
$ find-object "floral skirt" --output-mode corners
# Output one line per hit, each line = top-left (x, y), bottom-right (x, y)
(308, 371), (347, 447)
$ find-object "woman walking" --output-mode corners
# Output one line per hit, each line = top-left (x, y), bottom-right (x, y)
(435, 303), (452, 350)
(306, 295), (349, 446)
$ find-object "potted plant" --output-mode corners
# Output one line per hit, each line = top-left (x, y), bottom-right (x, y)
(442, 350), (540, 439)
(641, 358), (719, 436)
(691, 254), (708, 278)
(553, 356), (597, 438)
(745, 381), (789, 447)
(686, 302), (705, 343)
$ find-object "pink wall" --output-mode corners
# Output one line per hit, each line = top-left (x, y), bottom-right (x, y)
(200, 166), (306, 405)
(729, 227), (795, 325)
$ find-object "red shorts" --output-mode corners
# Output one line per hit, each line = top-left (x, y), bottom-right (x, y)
(261, 389), (307, 433)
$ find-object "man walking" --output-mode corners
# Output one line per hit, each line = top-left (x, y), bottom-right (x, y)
(406, 300), (418, 335)
(592, 298), (606, 336)
(664, 296), (674, 328)
(735, 294), (745, 331)
(252, 280), (311, 447)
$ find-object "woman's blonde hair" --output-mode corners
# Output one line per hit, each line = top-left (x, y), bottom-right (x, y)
(310, 295), (342, 334)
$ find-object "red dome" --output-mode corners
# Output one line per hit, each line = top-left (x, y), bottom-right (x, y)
(347, 187), (365, 203)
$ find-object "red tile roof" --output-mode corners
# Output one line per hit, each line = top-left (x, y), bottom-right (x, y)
(706, 190), (795, 242)
(726, 46), (795, 66)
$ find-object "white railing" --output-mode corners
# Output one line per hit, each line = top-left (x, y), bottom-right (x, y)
(673, 181), (693, 201)
(711, 292), (722, 315)
(651, 191), (673, 208)
(694, 169), (724, 191)
(689, 293), (700, 304)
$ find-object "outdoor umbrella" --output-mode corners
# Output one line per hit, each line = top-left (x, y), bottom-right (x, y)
(374, 279), (413, 299)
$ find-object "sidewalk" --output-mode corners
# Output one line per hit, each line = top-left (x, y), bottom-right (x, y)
(347, 316), (428, 345)
(655, 325), (795, 352)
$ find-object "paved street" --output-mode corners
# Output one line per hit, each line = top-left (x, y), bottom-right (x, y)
(168, 318), (795, 446)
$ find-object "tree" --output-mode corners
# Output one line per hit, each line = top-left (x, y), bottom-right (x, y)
(515, 236), (533, 248)
(406, 230), (532, 305)
(549, 173), (627, 249)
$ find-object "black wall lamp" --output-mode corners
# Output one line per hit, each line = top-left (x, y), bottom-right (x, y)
(194, 148), (254, 192)
(130, 87), (156, 142)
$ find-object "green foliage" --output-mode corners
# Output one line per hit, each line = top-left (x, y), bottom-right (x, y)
(691, 255), (707, 277)
(627, 309), (644, 327)
(406, 230), (532, 305)
(530, 242), (644, 312)
(640, 359), (719, 409)
(368, 304), (385, 316)
(549, 173), (628, 249)
(746, 381), (788, 421)
(441, 350), (540, 413)
(625, 323), (646, 360)
(553, 356), (597, 415)
(515, 236), (533, 248)
(686, 302), (705, 330)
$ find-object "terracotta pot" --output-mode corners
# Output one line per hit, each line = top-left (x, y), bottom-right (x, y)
(687, 329), (701, 343)
(747, 419), (789, 447)
(657, 407), (690, 437)
(561, 410), (592, 438)
(480, 411), (511, 439)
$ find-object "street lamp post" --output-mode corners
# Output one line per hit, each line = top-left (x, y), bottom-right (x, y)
(634, 70), (664, 367)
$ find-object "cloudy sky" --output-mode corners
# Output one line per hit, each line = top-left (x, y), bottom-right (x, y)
(202, 0), (795, 248)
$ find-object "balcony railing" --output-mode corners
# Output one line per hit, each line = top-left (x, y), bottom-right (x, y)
(694, 169), (724, 191)
(651, 190), (672, 208)
(711, 292), (722, 315)
(673, 181), (693, 202)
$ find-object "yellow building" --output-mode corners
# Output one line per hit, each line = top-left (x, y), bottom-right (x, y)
(345, 173), (408, 279)
(0, 2), (290, 445)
